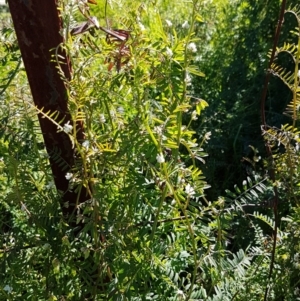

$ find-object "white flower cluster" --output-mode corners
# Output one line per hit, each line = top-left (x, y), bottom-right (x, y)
(166, 47), (173, 58)
(191, 110), (198, 120)
(185, 73), (192, 86)
(187, 42), (197, 53)
(182, 21), (189, 29)
(65, 172), (73, 180)
(165, 19), (173, 27)
(63, 121), (73, 134)
(99, 114), (106, 123)
(156, 153), (165, 164)
(176, 290), (185, 300)
(138, 22), (145, 31)
(82, 140), (90, 149)
(185, 183), (195, 197)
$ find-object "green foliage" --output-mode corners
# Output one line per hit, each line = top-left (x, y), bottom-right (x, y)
(192, 0), (281, 198)
(2, 0), (300, 300)
(1, 0), (211, 299)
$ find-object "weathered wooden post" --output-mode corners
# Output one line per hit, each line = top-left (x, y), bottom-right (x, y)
(8, 0), (89, 221)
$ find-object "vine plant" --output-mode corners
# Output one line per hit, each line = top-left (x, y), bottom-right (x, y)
(260, 3), (300, 300)
(57, 0), (211, 299)
(0, 0), (213, 300)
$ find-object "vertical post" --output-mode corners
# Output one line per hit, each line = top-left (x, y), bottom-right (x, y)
(8, 0), (89, 221)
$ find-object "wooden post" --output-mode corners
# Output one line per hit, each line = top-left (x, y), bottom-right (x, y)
(8, 0), (89, 222)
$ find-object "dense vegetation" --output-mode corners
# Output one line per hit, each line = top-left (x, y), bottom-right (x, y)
(1, 0), (300, 300)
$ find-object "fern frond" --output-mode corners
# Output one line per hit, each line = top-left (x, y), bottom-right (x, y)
(220, 249), (251, 277)
(284, 93), (300, 120)
(270, 63), (295, 91)
(274, 42), (299, 58)
(262, 124), (300, 148)
(286, 5), (300, 23)
(252, 211), (275, 230)
(225, 176), (269, 208)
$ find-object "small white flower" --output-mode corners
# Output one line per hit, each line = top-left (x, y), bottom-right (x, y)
(65, 172), (73, 180)
(143, 178), (155, 185)
(45, 181), (55, 190)
(204, 131), (212, 141)
(138, 22), (145, 31)
(298, 70), (300, 78)
(182, 21), (189, 29)
(154, 125), (163, 135)
(176, 290), (185, 300)
(3, 285), (12, 293)
(63, 121), (73, 134)
(90, 16), (99, 28)
(165, 19), (173, 27)
(99, 114), (106, 123)
(253, 156), (261, 162)
(187, 42), (197, 53)
(166, 47), (173, 58)
(185, 183), (195, 197)
(185, 73), (192, 86)
(156, 153), (165, 163)
(82, 140), (90, 149)
(117, 106), (125, 114)
(191, 110), (198, 120)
